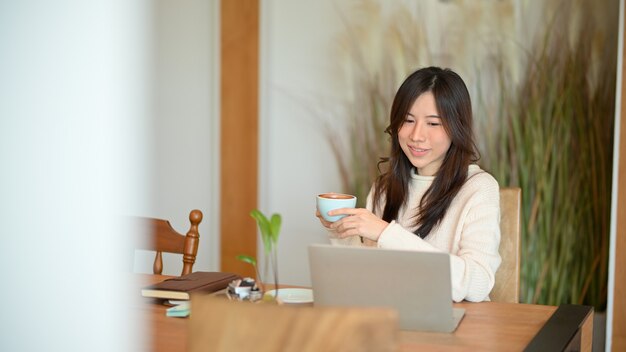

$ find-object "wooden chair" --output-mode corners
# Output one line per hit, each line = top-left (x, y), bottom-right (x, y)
(189, 296), (398, 352)
(491, 187), (521, 303)
(135, 209), (203, 276)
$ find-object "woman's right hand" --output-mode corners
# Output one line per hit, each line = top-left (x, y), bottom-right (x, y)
(315, 209), (333, 229)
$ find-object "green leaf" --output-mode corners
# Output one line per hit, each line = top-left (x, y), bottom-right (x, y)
(269, 213), (282, 244)
(250, 209), (273, 254)
(250, 209), (271, 234)
(236, 254), (257, 266)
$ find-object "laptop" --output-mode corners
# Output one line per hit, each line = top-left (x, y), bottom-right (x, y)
(308, 244), (465, 332)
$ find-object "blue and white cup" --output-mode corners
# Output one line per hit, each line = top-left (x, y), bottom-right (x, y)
(317, 193), (357, 222)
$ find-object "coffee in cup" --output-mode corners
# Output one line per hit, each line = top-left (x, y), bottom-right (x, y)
(316, 193), (357, 222)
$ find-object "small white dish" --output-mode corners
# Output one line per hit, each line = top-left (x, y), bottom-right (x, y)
(264, 288), (314, 304)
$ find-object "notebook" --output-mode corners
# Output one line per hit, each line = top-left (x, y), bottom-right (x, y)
(308, 244), (465, 332)
(141, 271), (240, 300)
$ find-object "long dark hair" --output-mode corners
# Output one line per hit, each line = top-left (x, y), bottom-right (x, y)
(372, 67), (479, 238)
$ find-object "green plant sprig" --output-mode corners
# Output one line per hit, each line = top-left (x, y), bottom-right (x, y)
(237, 209), (282, 298)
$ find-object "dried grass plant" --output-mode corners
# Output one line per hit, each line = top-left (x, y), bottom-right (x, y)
(476, 1), (617, 309)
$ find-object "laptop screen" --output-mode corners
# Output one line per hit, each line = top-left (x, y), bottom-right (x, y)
(308, 244), (464, 332)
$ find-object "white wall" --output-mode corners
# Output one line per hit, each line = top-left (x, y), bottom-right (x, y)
(133, 0), (221, 275)
(0, 1), (150, 350)
(0, 1), (220, 349)
(260, 0), (348, 286)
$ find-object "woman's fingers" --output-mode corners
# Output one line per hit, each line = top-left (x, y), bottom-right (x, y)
(330, 209), (388, 241)
(315, 209), (333, 228)
(327, 207), (360, 217)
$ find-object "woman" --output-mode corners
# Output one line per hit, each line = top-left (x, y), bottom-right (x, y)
(316, 66), (501, 302)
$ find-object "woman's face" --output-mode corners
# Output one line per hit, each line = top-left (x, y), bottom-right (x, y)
(398, 91), (451, 176)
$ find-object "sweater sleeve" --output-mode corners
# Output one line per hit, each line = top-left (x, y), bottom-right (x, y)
(376, 223), (442, 252)
(448, 185), (501, 302)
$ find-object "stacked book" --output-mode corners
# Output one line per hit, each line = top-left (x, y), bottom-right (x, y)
(141, 271), (241, 300)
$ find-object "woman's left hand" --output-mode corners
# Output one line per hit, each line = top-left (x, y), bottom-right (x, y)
(328, 208), (389, 241)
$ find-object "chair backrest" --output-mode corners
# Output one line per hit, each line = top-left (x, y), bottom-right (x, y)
(491, 187), (521, 303)
(135, 209), (203, 276)
(189, 296), (398, 352)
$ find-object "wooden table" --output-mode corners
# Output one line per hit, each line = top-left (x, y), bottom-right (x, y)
(136, 275), (593, 351)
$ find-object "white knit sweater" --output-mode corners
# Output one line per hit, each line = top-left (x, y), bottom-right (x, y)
(329, 164), (501, 302)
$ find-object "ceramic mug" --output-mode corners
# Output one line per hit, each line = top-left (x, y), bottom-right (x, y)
(316, 193), (357, 222)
